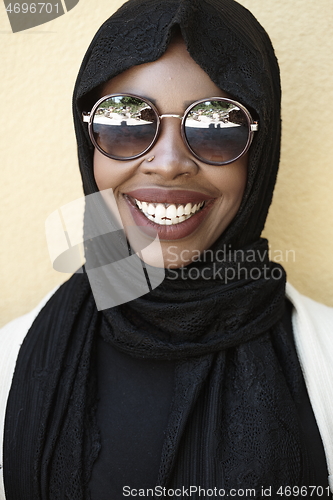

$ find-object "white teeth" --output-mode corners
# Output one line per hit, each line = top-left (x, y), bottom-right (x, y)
(166, 204), (177, 219)
(134, 198), (205, 225)
(177, 205), (185, 217)
(184, 203), (192, 215)
(147, 203), (155, 215)
(155, 204), (166, 221)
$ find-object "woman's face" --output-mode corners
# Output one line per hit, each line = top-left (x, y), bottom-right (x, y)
(94, 38), (248, 268)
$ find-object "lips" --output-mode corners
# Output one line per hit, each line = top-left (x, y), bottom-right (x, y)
(127, 188), (213, 204)
(124, 188), (215, 240)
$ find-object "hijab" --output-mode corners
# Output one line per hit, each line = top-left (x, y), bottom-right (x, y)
(4, 1), (318, 498)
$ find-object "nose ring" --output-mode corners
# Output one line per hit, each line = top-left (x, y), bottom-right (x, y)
(147, 155), (155, 162)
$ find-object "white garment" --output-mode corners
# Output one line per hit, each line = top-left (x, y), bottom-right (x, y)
(286, 284), (333, 495)
(0, 283), (332, 499)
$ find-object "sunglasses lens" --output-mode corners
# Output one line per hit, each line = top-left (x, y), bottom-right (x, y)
(184, 100), (250, 164)
(91, 96), (158, 159)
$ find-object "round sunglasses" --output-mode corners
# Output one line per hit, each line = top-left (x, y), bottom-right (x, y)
(82, 93), (259, 166)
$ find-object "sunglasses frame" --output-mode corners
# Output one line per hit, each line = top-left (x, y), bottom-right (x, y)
(83, 93), (259, 166)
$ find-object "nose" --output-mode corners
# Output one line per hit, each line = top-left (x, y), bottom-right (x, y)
(140, 117), (199, 180)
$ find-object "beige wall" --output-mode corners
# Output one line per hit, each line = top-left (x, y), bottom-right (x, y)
(1, 0), (332, 327)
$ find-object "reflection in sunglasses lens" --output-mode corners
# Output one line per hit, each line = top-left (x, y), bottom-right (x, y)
(92, 96), (158, 159)
(184, 101), (249, 164)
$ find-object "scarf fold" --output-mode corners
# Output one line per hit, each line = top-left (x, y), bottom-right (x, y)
(3, 0), (317, 499)
(101, 239), (286, 358)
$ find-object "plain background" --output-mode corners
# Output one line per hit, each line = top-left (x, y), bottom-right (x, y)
(0, 0), (333, 327)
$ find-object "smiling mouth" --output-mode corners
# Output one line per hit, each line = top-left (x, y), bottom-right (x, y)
(133, 199), (206, 225)
(124, 189), (215, 240)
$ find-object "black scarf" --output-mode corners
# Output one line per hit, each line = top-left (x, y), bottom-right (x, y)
(4, 1), (317, 499)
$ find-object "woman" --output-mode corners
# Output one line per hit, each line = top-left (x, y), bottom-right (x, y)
(1, 0), (333, 499)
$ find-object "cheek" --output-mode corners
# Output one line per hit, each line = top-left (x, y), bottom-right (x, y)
(213, 156), (248, 208)
(93, 148), (127, 191)
(231, 167), (247, 207)
(94, 149), (112, 190)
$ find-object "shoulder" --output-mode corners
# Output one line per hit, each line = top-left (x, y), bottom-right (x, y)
(0, 285), (60, 355)
(286, 282), (333, 330)
(0, 286), (61, 404)
(285, 282), (333, 402)
(286, 283), (333, 384)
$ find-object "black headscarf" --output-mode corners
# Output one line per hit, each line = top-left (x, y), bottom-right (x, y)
(4, 1), (317, 499)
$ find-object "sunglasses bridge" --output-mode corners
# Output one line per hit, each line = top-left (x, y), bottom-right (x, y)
(160, 114), (182, 119)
